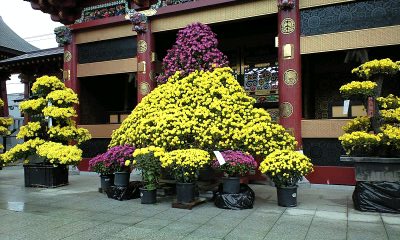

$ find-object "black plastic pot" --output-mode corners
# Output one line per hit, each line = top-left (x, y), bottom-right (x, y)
(222, 177), (240, 194)
(176, 182), (195, 203)
(24, 164), (68, 188)
(140, 188), (157, 204)
(100, 174), (114, 192)
(114, 172), (130, 187)
(277, 186), (298, 207)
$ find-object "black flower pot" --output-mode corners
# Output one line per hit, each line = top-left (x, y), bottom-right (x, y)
(100, 174), (114, 192)
(222, 177), (240, 194)
(277, 186), (298, 207)
(140, 188), (157, 204)
(24, 164), (68, 188)
(176, 182), (195, 203)
(114, 172), (130, 187)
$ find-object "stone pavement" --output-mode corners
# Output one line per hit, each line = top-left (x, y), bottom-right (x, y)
(0, 167), (399, 240)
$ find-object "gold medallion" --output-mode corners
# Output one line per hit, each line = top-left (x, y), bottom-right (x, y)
(280, 102), (294, 118)
(284, 69), (298, 86)
(138, 40), (148, 54)
(64, 50), (72, 62)
(281, 18), (295, 34)
(139, 81), (151, 96)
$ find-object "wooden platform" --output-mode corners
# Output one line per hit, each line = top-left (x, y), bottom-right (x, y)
(172, 198), (206, 210)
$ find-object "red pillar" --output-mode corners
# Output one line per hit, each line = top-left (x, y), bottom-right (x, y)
(62, 32), (80, 124)
(135, 20), (156, 103)
(0, 77), (9, 117)
(277, 1), (302, 148)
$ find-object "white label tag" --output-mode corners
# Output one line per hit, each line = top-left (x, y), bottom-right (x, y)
(213, 151), (226, 165)
(343, 100), (350, 114)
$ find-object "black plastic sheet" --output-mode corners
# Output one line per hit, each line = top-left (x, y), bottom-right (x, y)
(353, 181), (400, 213)
(214, 184), (255, 210)
(106, 181), (142, 201)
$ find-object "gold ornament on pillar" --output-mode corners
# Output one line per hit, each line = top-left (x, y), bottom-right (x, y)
(280, 102), (294, 118)
(139, 81), (151, 96)
(64, 51), (72, 63)
(284, 69), (298, 86)
(281, 18), (295, 34)
(138, 40), (148, 54)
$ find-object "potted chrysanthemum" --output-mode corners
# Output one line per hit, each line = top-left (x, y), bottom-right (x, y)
(131, 146), (165, 204)
(259, 150), (313, 207)
(102, 145), (135, 187)
(160, 149), (210, 203)
(212, 150), (257, 194)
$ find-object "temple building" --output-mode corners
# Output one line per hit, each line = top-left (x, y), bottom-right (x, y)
(9, 0), (400, 184)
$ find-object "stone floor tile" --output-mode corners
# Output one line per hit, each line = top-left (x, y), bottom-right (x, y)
(189, 223), (235, 239)
(315, 210), (347, 221)
(385, 224), (400, 240)
(347, 221), (388, 240)
(263, 214), (313, 240)
(284, 208), (316, 216)
(134, 218), (173, 230)
(305, 217), (347, 240)
(381, 215), (400, 225)
(113, 226), (153, 239)
(348, 211), (381, 223)
(159, 221), (201, 235)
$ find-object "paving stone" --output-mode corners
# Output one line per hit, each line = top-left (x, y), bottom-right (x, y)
(134, 218), (173, 230)
(347, 221), (388, 240)
(113, 226), (153, 239)
(315, 210), (347, 221)
(153, 208), (190, 220)
(159, 221), (200, 235)
(305, 217), (347, 240)
(109, 214), (148, 225)
(189, 223), (235, 239)
(381, 214), (400, 225)
(348, 211), (381, 223)
(63, 222), (129, 240)
(263, 214), (313, 240)
(385, 224), (400, 240)
(284, 208), (316, 216)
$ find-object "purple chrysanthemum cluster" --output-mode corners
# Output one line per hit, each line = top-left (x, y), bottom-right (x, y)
(212, 150), (257, 177)
(156, 22), (229, 84)
(89, 145), (135, 174)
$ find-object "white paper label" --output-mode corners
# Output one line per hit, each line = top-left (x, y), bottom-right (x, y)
(213, 151), (226, 165)
(343, 100), (350, 114)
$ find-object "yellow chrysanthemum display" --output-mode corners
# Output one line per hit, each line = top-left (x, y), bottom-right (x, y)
(17, 122), (42, 139)
(377, 94), (400, 109)
(47, 125), (91, 144)
(342, 116), (370, 134)
(259, 150), (313, 187)
(19, 98), (47, 114)
(160, 149), (210, 183)
(379, 125), (400, 155)
(110, 68), (295, 156)
(339, 131), (381, 156)
(0, 98), (12, 153)
(46, 88), (79, 107)
(31, 75), (65, 96)
(339, 81), (377, 98)
(1, 76), (90, 166)
(132, 146), (165, 190)
(352, 58), (400, 79)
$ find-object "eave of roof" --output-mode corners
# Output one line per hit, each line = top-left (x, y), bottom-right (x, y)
(0, 16), (39, 54)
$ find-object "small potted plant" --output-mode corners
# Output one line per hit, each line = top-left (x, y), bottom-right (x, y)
(102, 145), (135, 187)
(89, 152), (116, 192)
(212, 150), (257, 194)
(131, 146), (165, 204)
(259, 149), (313, 207)
(160, 149), (210, 203)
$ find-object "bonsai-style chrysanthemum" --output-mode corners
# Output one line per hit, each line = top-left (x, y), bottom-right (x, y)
(156, 22), (229, 84)
(110, 67), (295, 157)
(1, 76), (91, 166)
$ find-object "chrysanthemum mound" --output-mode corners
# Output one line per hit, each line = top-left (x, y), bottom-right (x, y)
(110, 67), (295, 157)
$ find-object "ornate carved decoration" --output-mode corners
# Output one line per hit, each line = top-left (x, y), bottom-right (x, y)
(139, 81), (151, 96)
(64, 51), (72, 63)
(283, 69), (298, 86)
(137, 40), (148, 54)
(280, 102), (294, 118)
(281, 18), (295, 34)
(278, 0), (295, 11)
(301, 0), (400, 36)
(54, 26), (72, 46)
(75, 0), (128, 24)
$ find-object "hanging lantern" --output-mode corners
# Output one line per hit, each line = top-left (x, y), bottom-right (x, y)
(278, 0), (295, 10)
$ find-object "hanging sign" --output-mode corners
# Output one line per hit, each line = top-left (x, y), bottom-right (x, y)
(343, 100), (350, 115)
